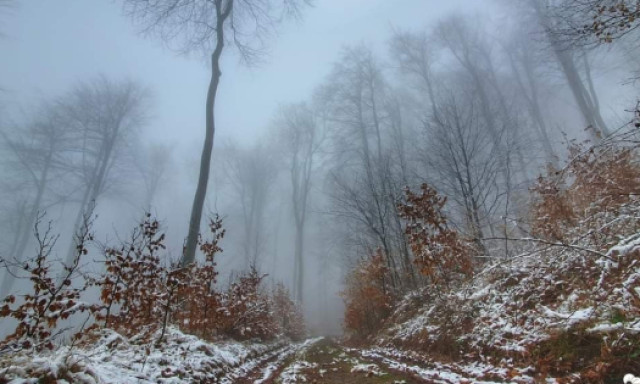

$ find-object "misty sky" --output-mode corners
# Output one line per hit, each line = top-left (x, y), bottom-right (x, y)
(0, 1), (484, 151)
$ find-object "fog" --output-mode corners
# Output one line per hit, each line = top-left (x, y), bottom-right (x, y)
(1, 0), (639, 337)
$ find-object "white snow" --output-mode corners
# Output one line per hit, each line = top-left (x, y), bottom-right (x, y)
(350, 363), (386, 376)
(0, 327), (321, 383)
(279, 360), (318, 383)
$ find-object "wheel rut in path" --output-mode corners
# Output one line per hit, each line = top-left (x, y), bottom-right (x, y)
(252, 338), (421, 384)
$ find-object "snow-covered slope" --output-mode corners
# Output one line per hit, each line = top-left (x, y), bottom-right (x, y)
(375, 231), (640, 382)
(0, 326), (312, 383)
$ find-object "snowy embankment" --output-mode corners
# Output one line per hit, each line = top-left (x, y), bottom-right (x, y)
(372, 229), (640, 382)
(357, 347), (535, 383)
(0, 326), (320, 383)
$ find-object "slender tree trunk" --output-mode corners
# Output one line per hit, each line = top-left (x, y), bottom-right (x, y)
(555, 49), (608, 140)
(183, 0), (231, 267)
(529, 0), (609, 140)
(582, 52), (610, 136)
(521, 57), (558, 164)
(7, 202), (27, 260)
(0, 151), (52, 297)
(294, 221), (304, 303)
(368, 81), (383, 161)
(65, 137), (116, 268)
(507, 47), (558, 166)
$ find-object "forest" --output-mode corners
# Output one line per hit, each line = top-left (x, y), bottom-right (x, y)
(0, 0), (639, 383)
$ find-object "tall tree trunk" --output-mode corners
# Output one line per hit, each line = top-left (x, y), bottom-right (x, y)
(582, 51), (610, 136)
(555, 49), (609, 140)
(0, 151), (52, 297)
(183, 0), (231, 267)
(505, 48), (558, 165)
(6, 202), (27, 262)
(65, 136), (116, 268)
(522, 57), (558, 164)
(530, 0), (609, 141)
(294, 221), (304, 303)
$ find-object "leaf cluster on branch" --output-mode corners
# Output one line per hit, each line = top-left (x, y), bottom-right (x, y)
(0, 216), (97, 352)
(531, 141), (640, 250)
(342, 250), (395, 343)
(585, 0), (640, 42)
(397, 183), (475, 289)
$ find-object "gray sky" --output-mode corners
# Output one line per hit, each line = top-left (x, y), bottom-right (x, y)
(0, 0), (481, 150)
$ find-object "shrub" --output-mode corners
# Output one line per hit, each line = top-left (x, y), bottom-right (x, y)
(531, 142), (640, 250)
(95, 214), (294, 343)
(217, 268), (278, 340)
(173, 216), (224, 340)
(398, 183), (474, 290)
(342, 250), (395, 342)
(0, 216), (96, 352)
(271, 282), (305, 340)
(1, 211), (304, 357)
(524, 140), (640, 382)
(95, 214), (166, 339)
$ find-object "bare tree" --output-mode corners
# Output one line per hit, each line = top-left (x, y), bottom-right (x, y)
(0, 103), (71, 297)
(273, 102), (322, 303)
(528, 0), (611, 140)
(391, 25), (524, 252)
(546, 0), (640, 44)
(223, 142), (278, 269)
(123, 0), (310, 267)
(500, 25), (559, 165)
(61, 77), (149, 268)
(136, 143), (172, 211)
(319, 45), (417, 292)
(435, 16), (531, 180)
(419, 87), (505, 254)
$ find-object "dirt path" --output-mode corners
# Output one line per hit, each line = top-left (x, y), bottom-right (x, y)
(227, 338), (522, 383)
(247, 338), (422, 383)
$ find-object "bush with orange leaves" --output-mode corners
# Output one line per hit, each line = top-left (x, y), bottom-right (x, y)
(1, 211), (301, 360)
(271, 282), (305, 341)
(531, 142), (640, 250)
(173, 215), (224, 340)
(217, 268), (279, 340)
(96, 214), (166, 338)
(397, 183), (475, 290)
(342, 250), (395, 343)
(0, 216), (97, 352)
(95, 214), (287, 343)
(503, 140), (640, 381)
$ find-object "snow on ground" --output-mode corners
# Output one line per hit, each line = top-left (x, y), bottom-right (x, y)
(279, 360), (318, 383)
(218, 344), (293, 383)
(350, 362), (386, 376)
(0, 327), (319, 383)
(253, 337), (323, 384)
(374, 224), (640, 382)
(358, 347), (533, 384)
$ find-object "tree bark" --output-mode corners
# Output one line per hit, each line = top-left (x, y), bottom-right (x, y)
(0, 147), (52, 297)
(183, 0), (231, 266)
(293, 221), (304, 303)
(65, 133), (116, 268)
(530, 0), (609, 141)
(555, 49), (609, 140)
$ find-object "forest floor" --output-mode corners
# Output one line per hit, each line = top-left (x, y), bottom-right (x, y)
(233, 338), (518, 384)
(0, 329), (538, 383)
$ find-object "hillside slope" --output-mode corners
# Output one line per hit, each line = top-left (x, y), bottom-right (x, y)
(350, 141), (640, 383)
